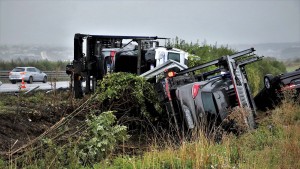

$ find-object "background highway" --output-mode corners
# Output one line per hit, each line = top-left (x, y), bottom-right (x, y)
(0, 70), (70, 93)
(0, 81), (69, 93)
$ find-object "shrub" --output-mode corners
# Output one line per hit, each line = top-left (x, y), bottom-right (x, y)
(78, 111), (129, 166)
(94, 72), (162, 127)
(0, 158), (6, 169)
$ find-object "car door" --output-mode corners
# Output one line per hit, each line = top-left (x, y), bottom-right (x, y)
(30, 68), (41, 81)
(35, 68), (43, 81)
(27, 68), (35, 81)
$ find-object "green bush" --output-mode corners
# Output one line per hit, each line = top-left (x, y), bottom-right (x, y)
(78, 111), (129, 166)
(8, 111), (129, 168)
(95, 72), (162, 121)
(0, 158), (6, 169)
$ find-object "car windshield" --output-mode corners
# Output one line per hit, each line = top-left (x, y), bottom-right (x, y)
(201, 92), (217, 114)
(12, 68), (25, 72)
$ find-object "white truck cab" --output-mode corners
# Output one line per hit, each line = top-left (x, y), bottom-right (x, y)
(140, 47), (189, 80)
(154, 47), (188, 68)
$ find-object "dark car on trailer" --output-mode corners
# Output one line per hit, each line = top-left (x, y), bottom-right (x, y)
(254, 68), (300, 110)
(173, 73), (238, 129)
(155, 48), (261, 131)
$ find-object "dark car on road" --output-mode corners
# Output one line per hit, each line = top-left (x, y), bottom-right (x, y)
(254, 68), (300, 110)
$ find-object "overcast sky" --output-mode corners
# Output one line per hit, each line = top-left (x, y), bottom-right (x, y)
(0, 0), (299, 47)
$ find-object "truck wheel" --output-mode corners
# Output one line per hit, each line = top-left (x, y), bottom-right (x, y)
(264, 74), (274, 89)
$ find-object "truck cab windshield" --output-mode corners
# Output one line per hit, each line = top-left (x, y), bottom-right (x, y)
(168, 52), (180, 62)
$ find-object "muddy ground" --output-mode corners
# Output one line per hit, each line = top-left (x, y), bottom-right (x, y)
(0, 91), (82, 157)
(0, 89), (274, 160)
(0, 90), (157, 159)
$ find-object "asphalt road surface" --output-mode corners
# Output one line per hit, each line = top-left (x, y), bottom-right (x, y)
(0, 81), (69, 93)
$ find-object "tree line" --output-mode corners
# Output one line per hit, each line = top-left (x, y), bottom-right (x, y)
(0, 59), (69, 71)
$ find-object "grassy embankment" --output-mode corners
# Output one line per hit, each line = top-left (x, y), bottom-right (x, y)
(0, 43), (298, 168)
(0, 81), (299, 168)
(283, 59), (300, 72)
(99, 98), (300, 169)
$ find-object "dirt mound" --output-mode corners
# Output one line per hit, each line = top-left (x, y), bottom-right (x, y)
(0, 112), (50, 153)
(0, 91), (79, 157)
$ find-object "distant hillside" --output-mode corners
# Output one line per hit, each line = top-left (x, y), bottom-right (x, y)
(0, 45), (73, 61)
(0, 43), (137, 61)
(1, 42), (299, 62)
(230, 42), (300, 61)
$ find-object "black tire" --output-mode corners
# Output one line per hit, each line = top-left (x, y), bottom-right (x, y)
(28, 76), (33, 84)
(264, 74), (274, 89)
(11, 80), (16, 84)
(43, 76), (47, 83)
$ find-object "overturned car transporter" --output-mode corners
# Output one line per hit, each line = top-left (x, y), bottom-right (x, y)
(67, 34), (168, 98)
(66, 34), (263, 130)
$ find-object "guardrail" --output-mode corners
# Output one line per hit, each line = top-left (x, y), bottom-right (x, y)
(0, 70), (69, 81)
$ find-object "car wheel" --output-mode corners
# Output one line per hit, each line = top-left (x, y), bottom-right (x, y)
(28, 76), (33, 84)
(264, 74), (274, 89)
(43, 76), (47, 83)
(11, 80), (16, 84)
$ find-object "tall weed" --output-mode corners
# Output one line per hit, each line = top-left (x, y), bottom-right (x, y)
(102, 98), (300, 169)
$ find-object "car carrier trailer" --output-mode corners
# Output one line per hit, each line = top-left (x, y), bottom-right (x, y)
(66, 34), (262, 130)
(144, 48), (263, 130)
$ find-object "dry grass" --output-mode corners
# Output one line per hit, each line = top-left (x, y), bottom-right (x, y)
(222, 107), (252, 134)
(1, 93), (299, 169)
(100, 97), (300, 169)
(237, 97), (300, 169)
